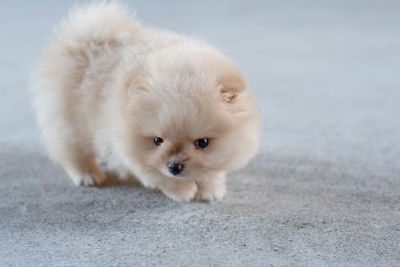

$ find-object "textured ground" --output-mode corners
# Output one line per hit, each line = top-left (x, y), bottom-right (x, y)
(1, 0), (399, 266)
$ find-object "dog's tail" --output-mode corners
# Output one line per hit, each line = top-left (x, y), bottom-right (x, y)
(54, 1), (138, 47)
(29, 2), (138, 137)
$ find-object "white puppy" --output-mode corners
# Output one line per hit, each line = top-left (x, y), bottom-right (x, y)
(31, 2), (259, 202)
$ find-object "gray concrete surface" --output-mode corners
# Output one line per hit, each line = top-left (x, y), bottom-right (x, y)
(1, 0), (400, 266)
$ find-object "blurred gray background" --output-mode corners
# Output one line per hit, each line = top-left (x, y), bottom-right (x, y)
(1, 0), (399, 266)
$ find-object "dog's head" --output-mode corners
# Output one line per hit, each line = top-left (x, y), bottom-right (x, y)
(115, 46), (259, 179)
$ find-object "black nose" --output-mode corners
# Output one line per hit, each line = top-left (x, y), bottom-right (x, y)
(167, 162), (184, 175)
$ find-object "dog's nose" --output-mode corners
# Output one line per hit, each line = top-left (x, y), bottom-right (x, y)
(167, 162), (184, 175)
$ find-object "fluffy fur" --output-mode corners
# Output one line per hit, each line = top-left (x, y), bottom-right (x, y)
(31, 2), (259, 202)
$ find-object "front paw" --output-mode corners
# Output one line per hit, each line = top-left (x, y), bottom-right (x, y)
(195, 182), (226, 202)
(161, 179), (198, 202)
(195, 172), (226, 202)
(70, 172), (106, 186)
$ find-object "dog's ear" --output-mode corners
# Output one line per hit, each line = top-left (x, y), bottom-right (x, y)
(124, 68), (148, 97)
(218, 70), (246, 104)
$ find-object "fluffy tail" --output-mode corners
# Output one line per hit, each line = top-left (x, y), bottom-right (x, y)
(54, 1), (138, 46)
(30, 2), (137, 139)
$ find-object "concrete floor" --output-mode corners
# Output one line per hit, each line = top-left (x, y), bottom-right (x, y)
(1, 1), (399, 266)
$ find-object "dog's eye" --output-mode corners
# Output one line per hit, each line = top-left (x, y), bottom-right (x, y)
(154, 137), (164, 146)
(195, 138), (209, 149)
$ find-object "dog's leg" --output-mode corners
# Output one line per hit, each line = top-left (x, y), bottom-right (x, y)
(64, 156), (106, 186)
(157, 178), (198, 202)
(195, 171), (226, 202)
(45, 138), (106, 186)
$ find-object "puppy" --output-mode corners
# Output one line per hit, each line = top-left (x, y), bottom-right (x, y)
(31, 2), (259, 202)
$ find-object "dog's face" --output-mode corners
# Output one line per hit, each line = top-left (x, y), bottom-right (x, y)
(119, 47), (259, 179)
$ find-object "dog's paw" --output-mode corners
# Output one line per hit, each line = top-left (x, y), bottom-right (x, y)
(161, 179), (198, 202)
(195, 183), (226, 202)
(70, 172), (106, 187)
